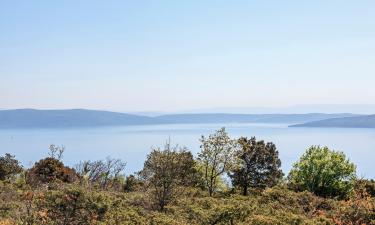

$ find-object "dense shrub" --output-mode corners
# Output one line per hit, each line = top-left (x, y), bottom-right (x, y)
(32, 186), (108, 225)
(2, 175), (375, 224)
(124, 175), (143, 192)
(334, 185), (375, 224)
(0, 182), (20, 220)
(103, 194), (148, 225)
(27, 157), (78, 186)
(356, 179), (375, 197)
(0, 154), (22, 181)
(288, 146), (356, 199)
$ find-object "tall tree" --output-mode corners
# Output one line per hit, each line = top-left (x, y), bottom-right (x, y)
(139, 142), (199, 211)
(197, 127), (235, 196)
(229, 137), (283, 196)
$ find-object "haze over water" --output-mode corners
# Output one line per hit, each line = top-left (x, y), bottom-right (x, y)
(1, 123), (374, 179)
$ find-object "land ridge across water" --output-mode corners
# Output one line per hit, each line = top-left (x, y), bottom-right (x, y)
(0, 108), (367, 128)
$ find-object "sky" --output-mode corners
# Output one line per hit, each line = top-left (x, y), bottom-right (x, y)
(0, 1), (374, 113)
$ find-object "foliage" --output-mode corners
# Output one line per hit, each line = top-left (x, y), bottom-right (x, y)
(123, 174), (147, 193)
(288, 146), (356, 199)
(198, 127), (236, 196)
(334, 181), (375, 224)
(229, 137), (283, 195)
(27, 157), (78, 186)
(355, 179), (375, 197)
(0, 181), (20, 220)
(1, 129), (374, 224)
(1, 169), (374, 225)
(0, 153), (23, 181)
(139, 142), (200, 210)
(11, 185), (109, 225)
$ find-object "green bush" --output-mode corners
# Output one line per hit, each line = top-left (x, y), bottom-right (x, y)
(288, 146), (356, 199)
(0, 154), (23, 181)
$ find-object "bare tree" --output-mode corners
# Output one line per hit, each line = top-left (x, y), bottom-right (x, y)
(101, 157), (126, 190)
(48, 145), (65, 160)
(75, 157), (126, 190)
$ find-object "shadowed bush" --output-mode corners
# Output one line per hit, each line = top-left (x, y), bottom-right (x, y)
(26, 157), (78, 186)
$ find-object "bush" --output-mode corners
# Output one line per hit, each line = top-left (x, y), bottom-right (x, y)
(0, 154), (22, 181)
(27, 157), (78, 186)
(0, 182), (20, 220)
(33, 186), (108, 225)
(124, 175), (143, 192)
(355, 179), (375, 197)
(288, 146), (356, 199)
(334, 185), (375, 224)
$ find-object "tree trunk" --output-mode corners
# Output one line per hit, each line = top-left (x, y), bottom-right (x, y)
(208, 186), (213, 197)
(243, 185), (248, 196)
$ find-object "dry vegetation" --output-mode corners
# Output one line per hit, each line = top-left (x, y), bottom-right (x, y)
(0, 128), (374, 224)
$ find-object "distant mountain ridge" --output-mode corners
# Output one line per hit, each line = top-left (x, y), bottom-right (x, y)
(290, 114), (375, 128)
(155, 113), (357, 124)
(0, 109), (361, 128)
(174, 104), (375, 114)
(0, 109), (158, 128)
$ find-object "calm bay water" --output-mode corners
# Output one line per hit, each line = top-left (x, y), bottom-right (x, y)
(0, 123), (374, 178)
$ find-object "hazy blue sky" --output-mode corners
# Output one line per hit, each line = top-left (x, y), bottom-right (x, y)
(0, 1), (374, 112)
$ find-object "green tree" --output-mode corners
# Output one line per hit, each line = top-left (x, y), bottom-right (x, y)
(229, 137), (283, 195)
(0, 153), (23, 181)
(197, 127), (236, 196)
(288, 146), (356, 198)
(139, 142), (199, 211)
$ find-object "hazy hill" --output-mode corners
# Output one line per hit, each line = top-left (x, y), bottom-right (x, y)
(290, 115), (375, 128)
(0, 109), (159, 128)
(176, 104), (375, 114)
(0, 109), (359, 128)
(155, 113), (357, 124)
